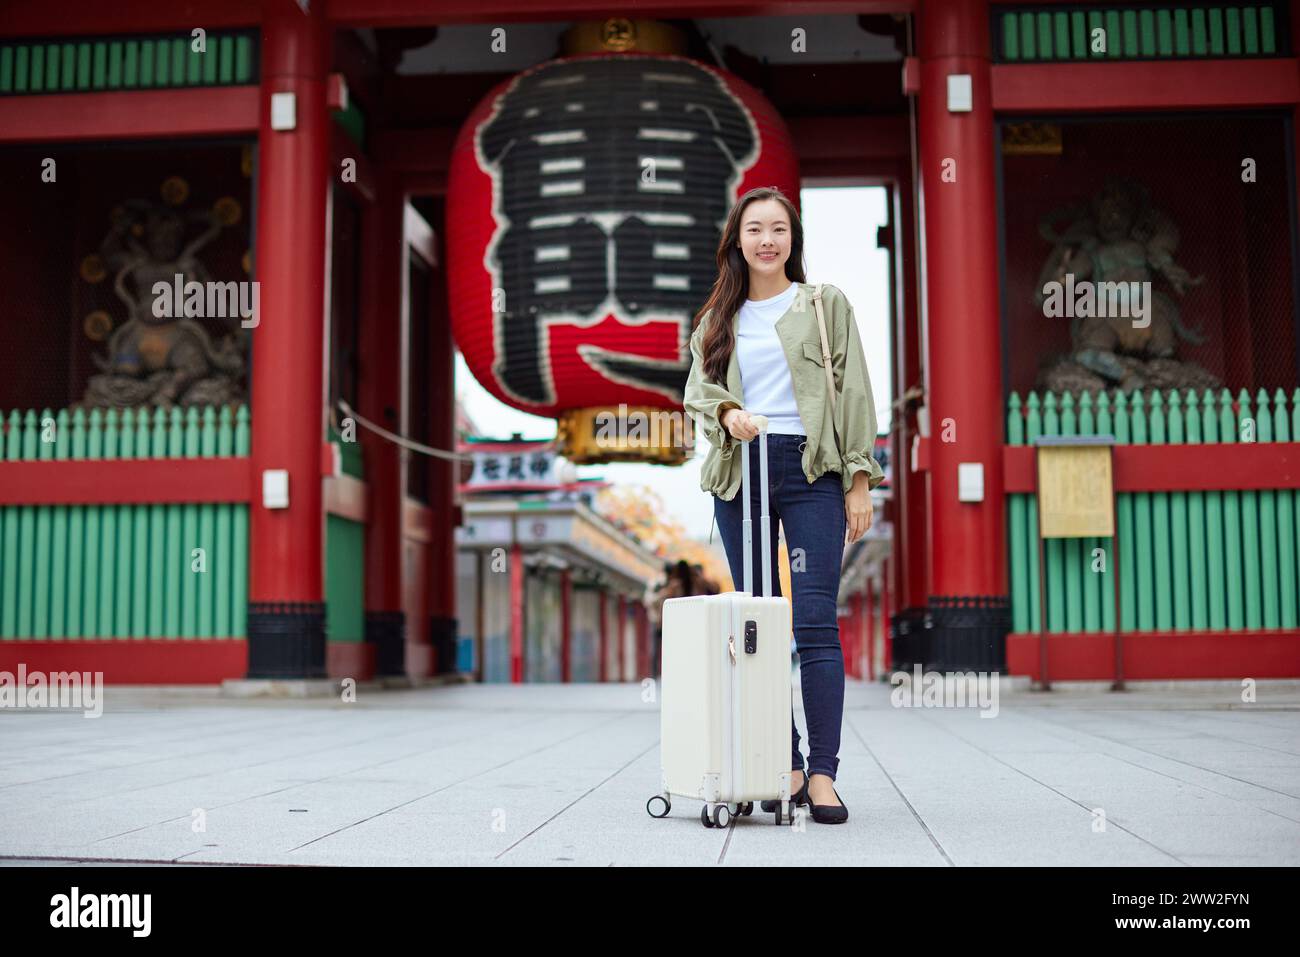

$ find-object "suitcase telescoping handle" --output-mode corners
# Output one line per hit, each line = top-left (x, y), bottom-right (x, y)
(739, 413), (772, 598)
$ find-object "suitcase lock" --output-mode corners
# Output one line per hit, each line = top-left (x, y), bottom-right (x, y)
(743, 619), (757, 654)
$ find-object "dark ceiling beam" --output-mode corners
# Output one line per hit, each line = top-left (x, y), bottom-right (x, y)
(325, 1), (916, 29)
(0, 0), (260, 36)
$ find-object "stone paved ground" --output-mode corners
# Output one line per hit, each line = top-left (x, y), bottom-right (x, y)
(1, 676), (1297, 866)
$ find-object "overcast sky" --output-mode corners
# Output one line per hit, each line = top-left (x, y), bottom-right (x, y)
(454, 185), (893, 538)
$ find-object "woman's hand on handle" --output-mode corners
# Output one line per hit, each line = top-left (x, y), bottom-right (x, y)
(721, 408), (765, 442)
(845, 471), (874, 544)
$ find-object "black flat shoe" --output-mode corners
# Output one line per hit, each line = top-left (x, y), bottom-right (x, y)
(807, 780), (848, 824)
(761, 772), (809, 813)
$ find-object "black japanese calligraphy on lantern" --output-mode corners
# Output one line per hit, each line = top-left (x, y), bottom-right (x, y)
(477, 55), (759, 406)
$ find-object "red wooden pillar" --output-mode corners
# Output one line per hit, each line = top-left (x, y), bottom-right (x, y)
(638, 602), (649, 679)
(866, 602), (874, 679)
(852, 595), (863, 676)
(880, 558), (893, 673)
(560, 568), (572, 682)
(509, 541), (524, 682)
(842, 606), (851, 680)
(840, 602), (853, 679)
(631, 600), (640, 679)
(616, 594), (627, 681)
(864, 577), (876, 680)
(630, 599), (640, 680)
(426, 229), (457, 676)
(597, 589), (608, 682)
(883, 584), (895, 674)
(850, 593), (864, 679)
(851, 595), (860, 680)
(895, 170), (929, 615)
(358, 177), (406, 677)
(246, 2), (330, 678)
(917, 0), (1007, 602)
(854, 595), (864, 679)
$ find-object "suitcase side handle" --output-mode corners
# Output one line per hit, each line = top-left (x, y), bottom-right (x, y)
(739, 415), (772, 598)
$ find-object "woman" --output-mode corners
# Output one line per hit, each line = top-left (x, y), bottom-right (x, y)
(683, 186), (885, 825)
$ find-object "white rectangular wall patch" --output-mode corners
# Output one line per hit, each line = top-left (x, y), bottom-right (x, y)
(263, 469), (290, 509)
(947, 74), (972, 112)
(270, 91), (297, 131)
(957, 462), (984, 502)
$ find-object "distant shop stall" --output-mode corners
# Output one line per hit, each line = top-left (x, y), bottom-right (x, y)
(454, 437), (661, 682)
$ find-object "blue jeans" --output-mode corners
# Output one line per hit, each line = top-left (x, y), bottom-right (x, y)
(712, 432), (847, 781)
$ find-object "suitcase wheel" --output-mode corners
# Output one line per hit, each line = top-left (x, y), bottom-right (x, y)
(646, 795), (671, 819)
(702, 804), (733, 828)
(740, 802), (754, 816)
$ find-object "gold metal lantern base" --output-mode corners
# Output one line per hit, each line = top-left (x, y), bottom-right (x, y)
(558, 406), (692, 465)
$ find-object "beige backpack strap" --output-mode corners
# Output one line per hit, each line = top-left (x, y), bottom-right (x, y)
(812, 283), (838, 415)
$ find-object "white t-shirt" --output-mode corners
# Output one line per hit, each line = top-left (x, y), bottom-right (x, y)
(735, 281), (806, 436)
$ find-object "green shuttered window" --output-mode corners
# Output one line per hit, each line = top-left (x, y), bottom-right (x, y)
(996, 4), (1283, 62)
(0, 31), (257, 95)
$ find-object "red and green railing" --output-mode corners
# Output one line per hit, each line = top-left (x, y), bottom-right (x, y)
(995, 5), (1285, 62)
(0, 405), (250, 639)
(1006, 388), (1300, 635)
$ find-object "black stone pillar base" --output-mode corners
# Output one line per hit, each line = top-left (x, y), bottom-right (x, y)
(365, 610), (407, 677)
(889, 605), (930, 674)
(924, 595), (1010, 673)
(247, 601), (327, 679)
(429, 615), (459, 674)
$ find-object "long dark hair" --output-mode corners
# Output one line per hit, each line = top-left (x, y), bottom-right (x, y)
(693, 186), (806, 384)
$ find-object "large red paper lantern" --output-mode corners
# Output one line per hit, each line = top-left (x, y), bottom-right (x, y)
(447, 45), (799, 462)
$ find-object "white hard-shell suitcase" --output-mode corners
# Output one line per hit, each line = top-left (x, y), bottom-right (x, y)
(647, 415), (796, 828)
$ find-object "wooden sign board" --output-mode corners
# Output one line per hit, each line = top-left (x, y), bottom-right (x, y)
(1036, 445), (1114, 538)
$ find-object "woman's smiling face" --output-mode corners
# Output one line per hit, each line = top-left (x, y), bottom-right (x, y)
(737, 198), (791, 275)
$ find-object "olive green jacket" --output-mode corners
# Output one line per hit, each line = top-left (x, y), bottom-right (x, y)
(683, 281), (886, 502)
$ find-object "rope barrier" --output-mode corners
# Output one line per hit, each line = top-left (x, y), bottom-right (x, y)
(333, 398), (483, 463)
